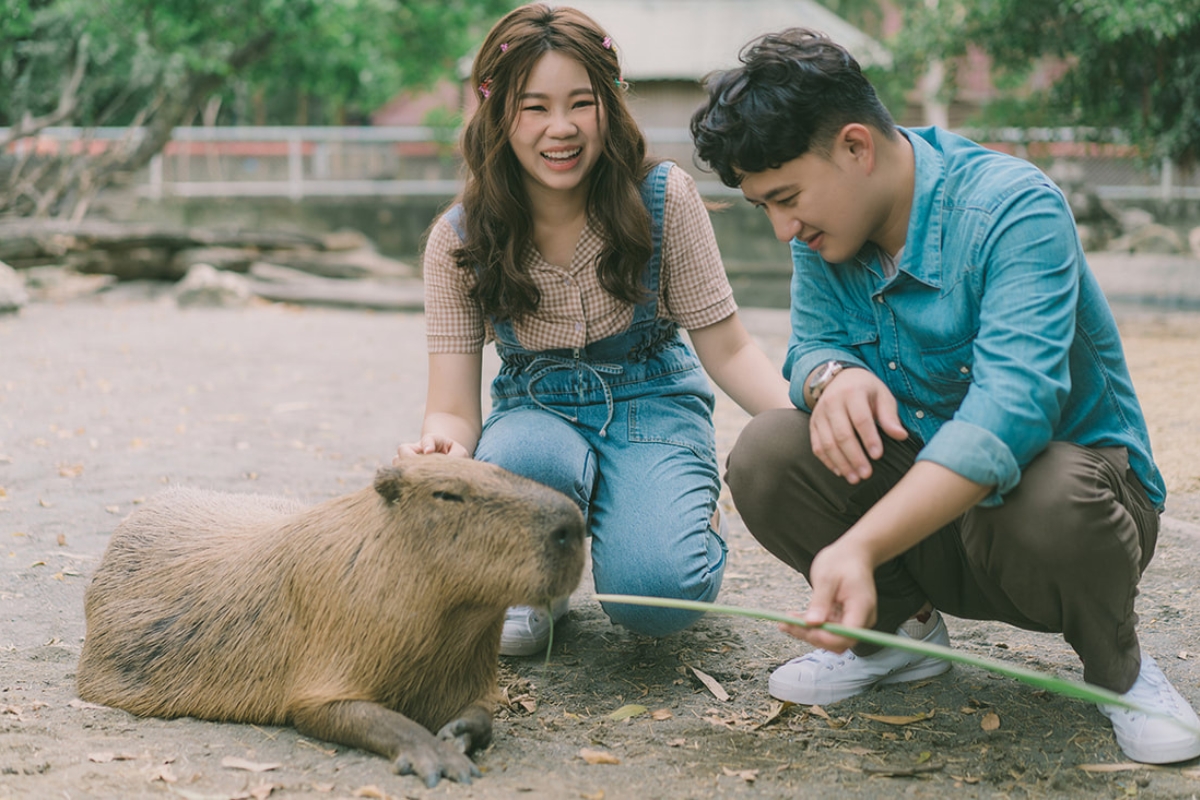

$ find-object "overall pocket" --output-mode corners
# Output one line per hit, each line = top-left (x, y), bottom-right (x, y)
(628, 393), (717, 463)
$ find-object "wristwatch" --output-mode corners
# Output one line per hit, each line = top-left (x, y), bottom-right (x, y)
(807, 359), (858, 404)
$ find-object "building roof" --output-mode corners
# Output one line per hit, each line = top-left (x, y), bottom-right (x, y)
(559, 0), (892, 79)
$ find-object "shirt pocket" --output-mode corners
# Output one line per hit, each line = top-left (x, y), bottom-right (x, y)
(628, 394), (717, 463)
(845, 314), (879, 360)
(919, 335), (975, 395)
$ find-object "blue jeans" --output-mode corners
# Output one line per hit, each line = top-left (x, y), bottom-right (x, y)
(475, 371), (726, 637)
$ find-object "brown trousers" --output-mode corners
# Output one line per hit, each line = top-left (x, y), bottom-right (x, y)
(725, 408), (1160, 693)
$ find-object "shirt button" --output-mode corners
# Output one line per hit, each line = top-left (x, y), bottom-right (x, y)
(915, 410), (925, 419)
(563, 277), (571, 285)
(876, 296), (884, 304)
(960, 365), (970, 374)
(574, 322), (583, 332)
(888, 361), (897, 370)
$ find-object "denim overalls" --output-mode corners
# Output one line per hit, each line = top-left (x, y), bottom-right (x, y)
(450, 162), (726, 636)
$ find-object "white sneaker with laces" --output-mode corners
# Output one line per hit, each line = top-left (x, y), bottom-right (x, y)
(499, 596), (570, 657)
(768, 610), (952, 705)
(1098, 654), (1200, 764)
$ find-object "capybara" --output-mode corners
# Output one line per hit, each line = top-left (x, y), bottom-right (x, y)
(76, 455), (586, 786)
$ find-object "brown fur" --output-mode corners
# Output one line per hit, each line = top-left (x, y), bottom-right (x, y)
(76, 456), (585, 786)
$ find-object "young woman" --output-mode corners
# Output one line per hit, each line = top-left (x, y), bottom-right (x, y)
(397, 3), (790, 655)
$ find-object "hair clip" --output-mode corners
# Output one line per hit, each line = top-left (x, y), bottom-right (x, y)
(500, 42), (509, 53)
(602, 36), (613, 50)
(478, 78), (492, 99)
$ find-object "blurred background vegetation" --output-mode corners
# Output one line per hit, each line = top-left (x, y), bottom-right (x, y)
(1, 0), (1198, 221)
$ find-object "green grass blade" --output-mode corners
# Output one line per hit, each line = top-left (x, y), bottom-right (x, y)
(594, 593), (1200, 735)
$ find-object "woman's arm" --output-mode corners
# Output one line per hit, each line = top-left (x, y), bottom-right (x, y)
(396, 352), (483, 459)
(690, 313), (792, 416)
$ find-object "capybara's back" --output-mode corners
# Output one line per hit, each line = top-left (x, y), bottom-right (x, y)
(77, 456), (586, 738)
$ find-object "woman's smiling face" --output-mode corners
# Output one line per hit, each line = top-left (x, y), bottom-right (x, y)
(508, 50), (607, 200)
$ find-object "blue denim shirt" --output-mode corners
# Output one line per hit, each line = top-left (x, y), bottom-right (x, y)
(783, 126), (1165, 509)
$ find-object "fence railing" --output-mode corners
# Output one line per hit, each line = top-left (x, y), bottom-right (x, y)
(4, 125), (1197, 202)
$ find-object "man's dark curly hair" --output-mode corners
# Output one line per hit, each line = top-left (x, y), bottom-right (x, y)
(690, 28), (897, 187)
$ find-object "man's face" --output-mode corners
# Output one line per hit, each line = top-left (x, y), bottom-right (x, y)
(738, 139), (877, 265)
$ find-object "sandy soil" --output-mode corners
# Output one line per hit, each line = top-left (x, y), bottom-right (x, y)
(2, 284), (1200, 800)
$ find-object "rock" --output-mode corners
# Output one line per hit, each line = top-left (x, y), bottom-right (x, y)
(1075, 224), (1109, 253)
(245, 262), (424, 311)
(1108, 224), (1185, 255)
(68, 247), (179, 281)
(1189, 226), (1200, 260)
(1117, 207), (1156, 235)
(259, 247), (415, 280)
(321, 229), (372, 252)
(0, 260), (29, 313)
(171, 247), (257, 274)
(21, 266), (117, 302)
(174, 264), (254, 308)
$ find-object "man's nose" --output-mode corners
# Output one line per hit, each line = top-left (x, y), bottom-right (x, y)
(767, 209), (800, 243)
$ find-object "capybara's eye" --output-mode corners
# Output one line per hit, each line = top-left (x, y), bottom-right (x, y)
(432, 491), (465, 503)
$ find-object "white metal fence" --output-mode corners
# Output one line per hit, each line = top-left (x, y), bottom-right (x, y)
(4, 125), (1198, 201)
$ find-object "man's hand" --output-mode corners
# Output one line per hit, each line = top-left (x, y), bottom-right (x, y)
(809, 367), (908, 483)
(780, 538), (877, 652)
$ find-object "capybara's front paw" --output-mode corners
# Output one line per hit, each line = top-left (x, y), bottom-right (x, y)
(393, 738), (482, 788)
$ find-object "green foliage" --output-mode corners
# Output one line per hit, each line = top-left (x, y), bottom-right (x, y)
(0, 0), (516, 216)
(884, 0), (1200, 167)
(1, 0), (516, 129)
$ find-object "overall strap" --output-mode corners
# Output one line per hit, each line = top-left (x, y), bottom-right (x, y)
(632, 161), (672, 323)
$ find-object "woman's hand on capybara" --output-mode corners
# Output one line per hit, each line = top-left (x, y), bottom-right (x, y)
(395, 434), (471, 461)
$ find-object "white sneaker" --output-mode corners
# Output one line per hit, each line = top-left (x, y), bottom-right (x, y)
(499, 597), (570, 657)
(768, 610), (952, 705)
(1098, 655), (1200, 764)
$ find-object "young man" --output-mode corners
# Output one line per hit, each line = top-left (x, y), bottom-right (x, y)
(690, 28), (1200, 764)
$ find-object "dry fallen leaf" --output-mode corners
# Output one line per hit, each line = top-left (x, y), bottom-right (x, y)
(862, 710), (935, 726)
(608, 703), (647, 721)
(721, 767), (758, 783)
(752, 700), (792, 730)
(351, 786), (390, 799)
(69, 698), (109, 710)
(666, 738), (686, 748)
(88, 752), (138, 763)
(220, 757), (281, 773)
(579, 748), (620, 765)
(581, 792), (605, 800)
(57, 463), (84, 478)
(56, 533), (66, 546)
(690, 665), (730, 702)
(650, 708), (673, 721)
(980, 711), (1001, 731)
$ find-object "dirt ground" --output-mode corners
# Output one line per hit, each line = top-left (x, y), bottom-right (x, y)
(3, 277), (1200, 800)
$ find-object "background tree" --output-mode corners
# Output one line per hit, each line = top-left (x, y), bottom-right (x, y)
(877, 0), (1200, 169)
(0, 0), (514, 219)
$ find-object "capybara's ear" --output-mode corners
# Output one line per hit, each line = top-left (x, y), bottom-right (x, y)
(374, 466), (406, 505)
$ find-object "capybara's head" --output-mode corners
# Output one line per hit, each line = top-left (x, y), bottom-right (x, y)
(373, 455), (585, 609)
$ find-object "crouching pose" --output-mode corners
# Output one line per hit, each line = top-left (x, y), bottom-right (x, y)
(690, 27), (1200, 764)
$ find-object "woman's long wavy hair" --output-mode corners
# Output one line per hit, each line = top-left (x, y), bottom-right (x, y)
(457, 3), (654, 322)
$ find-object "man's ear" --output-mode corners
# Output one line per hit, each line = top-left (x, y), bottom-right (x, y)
(838, 123), (876, 173)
